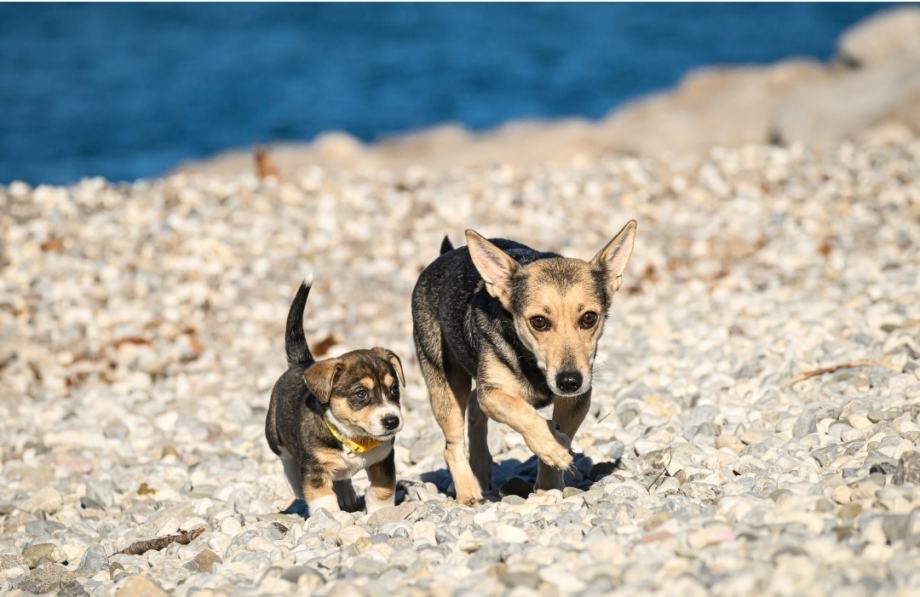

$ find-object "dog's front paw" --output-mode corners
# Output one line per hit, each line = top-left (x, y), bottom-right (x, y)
(536, 440), (574, 471)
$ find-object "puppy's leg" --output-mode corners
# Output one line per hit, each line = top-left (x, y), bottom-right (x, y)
(467, 389), (493, 492)
(535, 390), (591, 491)
(280, 447), (304, 501)
(365, 449), (396, 513)
(304, 472), (339, 514)
(478, 386), (574, 473)
(420, 357), (481, 505)
(333, 479), (359, 512)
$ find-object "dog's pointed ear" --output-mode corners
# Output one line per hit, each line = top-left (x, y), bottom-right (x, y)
(591, 220), (637, 295)
(373, 347), (405, 387)
(465, 229), (518, 308)
(303, 359), (343, 403)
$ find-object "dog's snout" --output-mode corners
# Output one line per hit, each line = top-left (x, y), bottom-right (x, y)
(556, 371), (583, 394)
(381, 415), (401, 431)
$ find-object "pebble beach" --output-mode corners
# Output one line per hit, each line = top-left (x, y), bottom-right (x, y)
(2, 136), (920, 595)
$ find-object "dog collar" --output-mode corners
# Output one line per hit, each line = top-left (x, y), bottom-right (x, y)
(323, 418), (384, 454)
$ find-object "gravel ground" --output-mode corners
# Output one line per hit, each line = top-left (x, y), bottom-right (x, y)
(2, 139), (920, 595)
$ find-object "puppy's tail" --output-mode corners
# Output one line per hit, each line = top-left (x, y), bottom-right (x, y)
(440, 235), (454, 255)
(285, 272), (315, 367)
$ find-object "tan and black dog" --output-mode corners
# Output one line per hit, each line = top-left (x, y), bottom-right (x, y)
(412, 222), (637, 505)
(266, 277), (405, 514)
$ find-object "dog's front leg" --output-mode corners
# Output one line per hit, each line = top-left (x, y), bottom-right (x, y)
(333, 479), (359, 512)
(365, 449), (396, 513)
(304, 472), (340, 514)
(477, 386), (574, 473)
(535, 390), (591, 491)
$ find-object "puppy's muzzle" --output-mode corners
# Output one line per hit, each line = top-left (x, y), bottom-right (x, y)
(381, 415), (401, 432)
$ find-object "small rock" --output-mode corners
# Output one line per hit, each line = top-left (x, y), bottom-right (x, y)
(367, 501), (417, 525)
(17, 564), (75, 594)
(793, 411), (817, 438)
(116, 574), (169, 597)
(187, 549), (221, 573)
(23, 486), (63, 514)
(77, 544), (108, 576)
(23, 543), (66, 569)
(893, 451), (920, 485)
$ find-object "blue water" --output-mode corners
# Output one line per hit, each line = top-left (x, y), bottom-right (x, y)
(0, 3), (894, 185)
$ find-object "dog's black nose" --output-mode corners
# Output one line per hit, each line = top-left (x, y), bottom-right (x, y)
(556, 371), (583, 394)
(382, 415), (401, 431)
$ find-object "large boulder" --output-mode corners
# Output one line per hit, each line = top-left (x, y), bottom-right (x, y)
(774, 59), (920, 144)
(600, 60), (828, 154)
(837, 8), (920, 68)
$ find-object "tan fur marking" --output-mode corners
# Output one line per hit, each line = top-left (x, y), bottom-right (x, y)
(419, 355), (482, 505)
(477, 354), (573, 473)
(303, 477), (335, 504)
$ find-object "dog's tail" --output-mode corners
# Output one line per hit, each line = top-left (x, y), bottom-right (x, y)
(285, 272), (315, 367)
(440, 235), (454, 255)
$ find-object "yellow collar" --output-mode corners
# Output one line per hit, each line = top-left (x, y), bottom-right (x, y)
(324, 418), (384, 454)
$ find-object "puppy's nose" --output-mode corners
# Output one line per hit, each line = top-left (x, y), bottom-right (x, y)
(381, 415), (401, 431)
(556, 371), (583, 394)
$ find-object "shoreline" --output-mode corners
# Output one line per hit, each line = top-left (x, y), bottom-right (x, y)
(177, 7), (920, 179)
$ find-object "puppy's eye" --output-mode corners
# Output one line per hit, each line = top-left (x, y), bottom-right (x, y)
(353, 388), (369, 403)
(390, 384), (400, 401)
(579, 311), (598, 329)
(529, 316), (550, 331)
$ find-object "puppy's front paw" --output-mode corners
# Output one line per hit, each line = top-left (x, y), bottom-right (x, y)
(308, 494), (341, 515)
(365, 489), (395, 514)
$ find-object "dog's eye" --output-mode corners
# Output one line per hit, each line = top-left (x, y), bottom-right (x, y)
(353, 388), (369, 403)
(579, 311), (598, 329)
(390, 384), (400, 401)
(529, 316), (550, 331)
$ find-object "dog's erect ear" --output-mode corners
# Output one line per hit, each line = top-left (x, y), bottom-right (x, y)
(373, 347), (406, 387)
(591, 220), (637, 295)
(465, 229), (518, 308)
(303, 359), (344, 403)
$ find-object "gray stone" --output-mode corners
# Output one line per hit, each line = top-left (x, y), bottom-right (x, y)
(16, 564), (75, 594)
(894, 451), (920, 485)
(793, 411), (817, 438)
(78, 544), (109, 576)
(84, 479), (116, 510)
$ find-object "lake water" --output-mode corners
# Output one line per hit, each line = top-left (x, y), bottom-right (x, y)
(0, 3), (892, 184)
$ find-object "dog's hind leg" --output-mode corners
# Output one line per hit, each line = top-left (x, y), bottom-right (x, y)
(421, 356), (481, 505)
(467, 389), (493, 492)
(535, 390), (591, 491)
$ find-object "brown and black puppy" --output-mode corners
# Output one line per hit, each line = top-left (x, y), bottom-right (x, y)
(266, 277), (405, 514)
(412, 222), (636, 505)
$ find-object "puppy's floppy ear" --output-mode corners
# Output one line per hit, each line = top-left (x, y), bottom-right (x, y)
(373, 347), (405, 387)
(303, 359), (343, 403)
(465, 229), (518, 309)
(591, 220), (637, 295)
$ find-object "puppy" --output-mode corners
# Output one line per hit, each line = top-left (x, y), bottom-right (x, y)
(265, 277), (405, 514)
(412, 222), (637, 505)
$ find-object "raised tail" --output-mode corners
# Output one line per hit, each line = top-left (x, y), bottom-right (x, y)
(440, 235), (454, 255)
(285, 274), (315, 367)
